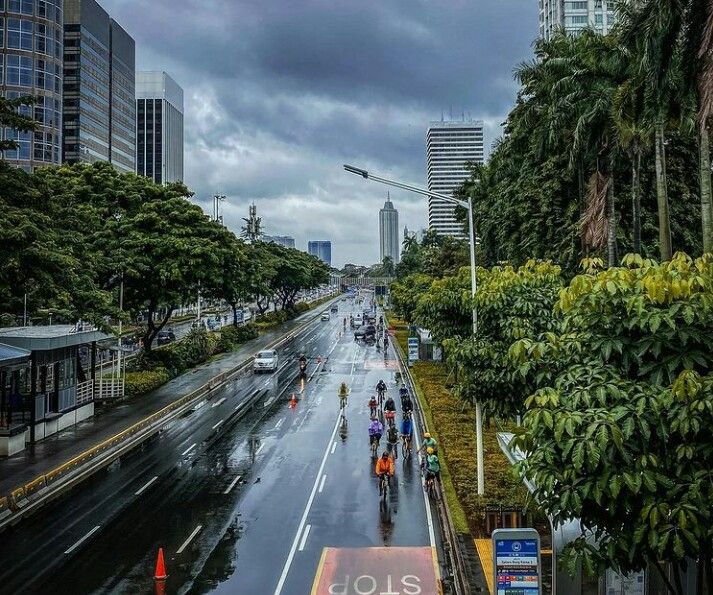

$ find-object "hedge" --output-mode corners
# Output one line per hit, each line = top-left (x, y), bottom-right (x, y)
(124, 367), (170, 397)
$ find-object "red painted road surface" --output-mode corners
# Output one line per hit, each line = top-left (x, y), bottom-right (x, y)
(311, 547), (440, 595)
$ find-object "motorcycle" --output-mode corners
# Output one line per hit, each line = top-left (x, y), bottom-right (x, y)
(299, 360), (307, 376)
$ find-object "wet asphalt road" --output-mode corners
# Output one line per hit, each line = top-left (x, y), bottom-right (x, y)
(0, 300), (440, 595)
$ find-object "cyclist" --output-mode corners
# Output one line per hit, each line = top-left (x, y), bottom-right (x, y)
(338, 382), (349, 409)
(425, 447), (441, 484)
(401, 392), (414, 415)
(343, 317), (347, 331)
(368, 417), (384, 450)
(376, 379), (387, 398)
(383, 394), (397, 428)
(368, 395), (378, 417)
(386, 423), (399, 458)
(401, 411), (413, 445)
(399, 382), (408, 401)
(420, 432), (438, 455)
(374, 451), (395, 481)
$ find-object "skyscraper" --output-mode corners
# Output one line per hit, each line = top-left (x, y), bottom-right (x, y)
(136, 71), (184, 184)
(379, 194), (399, 264)
(426, 118), (484, 237)
(0, 0), (64, 170)
(539, 0), (616, 40)
(308, 241), (332, 267)
(62, 0), (135, 172)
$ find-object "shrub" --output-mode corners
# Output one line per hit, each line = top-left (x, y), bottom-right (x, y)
(124, 367), (170, 397)
(218, 323), (259, 351)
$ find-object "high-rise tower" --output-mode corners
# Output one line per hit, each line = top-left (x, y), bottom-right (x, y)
(379, 193), (400, 264)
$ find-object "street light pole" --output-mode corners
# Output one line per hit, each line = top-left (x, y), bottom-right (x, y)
(343, 164), (485, 495)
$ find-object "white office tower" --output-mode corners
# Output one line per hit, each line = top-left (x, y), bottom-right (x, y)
(136, 71), (184, 184)
(379, 194), (400, 264)
(539, 0), (616, 40)
(426, 119), (484, 237)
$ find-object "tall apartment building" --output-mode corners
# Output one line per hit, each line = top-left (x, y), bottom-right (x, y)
(308, 241), (332, 267)
(136, 71), (184, 184)
(539, 0), (616, 40)
(379, 194), (400, 264)
(62, 0), (135, 172)
(426, 119), (484, 237)
(0, 0), (64, 170)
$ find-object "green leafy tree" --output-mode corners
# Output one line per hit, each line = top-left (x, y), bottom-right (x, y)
(389, 273), (434, 322)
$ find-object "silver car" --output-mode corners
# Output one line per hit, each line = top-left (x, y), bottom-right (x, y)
(253, 349), (278, 373)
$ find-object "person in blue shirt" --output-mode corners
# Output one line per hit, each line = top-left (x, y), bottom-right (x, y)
(401, 412), (413, 453)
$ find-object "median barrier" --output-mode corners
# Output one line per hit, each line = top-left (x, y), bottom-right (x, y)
(0, 497), (11, 522)
(22, 477), (47, 502)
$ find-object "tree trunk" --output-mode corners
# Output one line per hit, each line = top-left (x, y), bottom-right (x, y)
(607, 152), (618, 267)
(653, 559), (678, 595)
(230, 302), (239, 327)
(142, 306), (174, 353)
(578, 161), (587, 256)
(632, 146), (642, 254)
(655, 122), (673, 261)
(699, 124), (713, 254)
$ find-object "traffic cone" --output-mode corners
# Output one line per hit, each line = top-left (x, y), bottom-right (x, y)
(317, 355), (322, 363)
(154, 547), (167, 581)
(290, 393), (298, 408)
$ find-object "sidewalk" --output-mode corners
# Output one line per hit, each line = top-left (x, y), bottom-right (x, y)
(0, 303), (332, 495)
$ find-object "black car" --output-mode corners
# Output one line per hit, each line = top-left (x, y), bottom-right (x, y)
(156, 329), (176, 346)
(354, 324), (376, 340)
(330, 305), (339, 313)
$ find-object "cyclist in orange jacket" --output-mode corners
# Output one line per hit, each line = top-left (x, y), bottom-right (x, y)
(374, 451), (395, 477)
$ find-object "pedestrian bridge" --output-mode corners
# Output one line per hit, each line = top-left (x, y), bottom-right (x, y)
(340, 277), (393, 288)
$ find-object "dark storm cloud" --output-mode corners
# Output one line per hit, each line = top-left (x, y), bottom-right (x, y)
(104, 0), (538, 265)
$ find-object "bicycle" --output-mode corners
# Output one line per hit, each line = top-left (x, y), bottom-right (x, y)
(370, 436), (380, 459)
(425, 471), (439, 500)
(340, 394), (348, 411)
(401, 433), (412, 459)
(384, 410), (396, 429)
(379, 473), (389, 503)
(386, 439), (398, 461)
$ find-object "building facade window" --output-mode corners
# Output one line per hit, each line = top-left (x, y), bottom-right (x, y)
(7, 18), (34, 51)
(8, 0), (34, 15)
(6, 54), (33, 86)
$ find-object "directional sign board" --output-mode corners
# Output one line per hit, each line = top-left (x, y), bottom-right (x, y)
(492, 528), (541, 595)
(311, 547), (439, 595)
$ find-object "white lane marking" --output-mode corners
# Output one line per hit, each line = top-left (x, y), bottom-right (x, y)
(223, 474), (242, 495)
(212, 419), (224, 430)
(318, 474), (327, 493)
(181, 443), (196, 456)
(134, 475), (158, 496)
(212, 397), (226, 408)
(193, 400), (206, 411)
(176, 524), (203, 554)
(264, 396), (276, 408)
(298, 524), (311, 551)
(274, 418), (284, 430)
(273, 412), (342, 595)
(255, 443), (265, 455)
(330, 442), (337, 455)
(64, 525), (101, 555)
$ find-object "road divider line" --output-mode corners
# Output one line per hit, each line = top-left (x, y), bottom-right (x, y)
(256, 443), (265, 456)
(223, 474), (242, 495)
(181, 443), (196, 457)
(177, 524), (203, 554)
(211, 397), (226, 408)
(212, 419), (224, 430)
(64, 525), (101, 555)
(318, 474), (327, 493)
(298, 524), (311, 551)
(134, 475), (158, 496)
(273, 411), (342, 595)
(274, 418), (284, 430)
(330, 442), (337, 454)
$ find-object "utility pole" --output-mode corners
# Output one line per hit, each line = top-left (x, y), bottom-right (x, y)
(213, 194), (226, 224)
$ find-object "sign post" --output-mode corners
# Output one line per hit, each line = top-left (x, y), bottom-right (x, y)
(407, 337), (419, 367)
(492, 528), (541, 595)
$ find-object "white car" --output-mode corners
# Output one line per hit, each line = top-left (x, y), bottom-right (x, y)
(321, 312), (330, 321)
(354, 313), (363, 326)
(253, 349), (278, 373)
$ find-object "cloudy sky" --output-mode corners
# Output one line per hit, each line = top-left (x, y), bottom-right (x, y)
(104, 0), (538, 267)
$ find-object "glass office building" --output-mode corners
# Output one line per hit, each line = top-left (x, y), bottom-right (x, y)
(0, 0), (64, 170)
(308, 241), (332, 267)
(62, 0), (134, 172)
